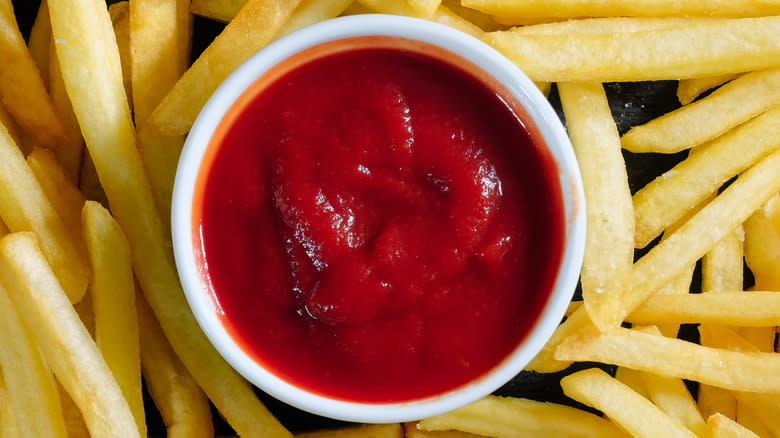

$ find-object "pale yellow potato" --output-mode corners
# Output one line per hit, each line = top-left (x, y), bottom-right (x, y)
(0, 284), (67, 438)
(512, 17), (728, 35)
(150, 0), (302, 135)
(615, 366), (650, 399)
(556, 326), (780, 394)
(137, 293), (213, 438)
(733, 393), (780, 437)
(559, 82), (633, 332)
(677, 74), (740, 105)
(462, 0), (780, 18)
(440, 0), (504, 32)
(632, 106), (780, 249)
(707, 414), (760, 438)
(190, 0), (246, 22)
(28, 0), (51, 88)
(48, 36), (84, 183)
(0, 232), (139, 438)
(483, 17), (780, 82)
(26, 148), (86, 239)
(630, 327), (706, 437)
(404, 421), (482, 438)
(623, 68), (780, 154)
(0, 122), (88, 303)
(82, 202), (145, 437)
(406, 0), (440, 17)
(0, 377), (21, 438)
(702, 228), (743, 293)
(626, 291), (780, 326)
(47, 0), (291, 435)
(110, 2), (133, 112)
(561, 368), (697, 438)
(357, 0), (484, 38)
(698, 384), (737, 424)
(56, 380), (89, 438)
(130, 0), (192, 228)
(0, 0), (67, 149)
(418, 395), (626, 438)
(744, 194), (780, 289)
(273, 0), (353, 40)
(295, 423), (403, 438)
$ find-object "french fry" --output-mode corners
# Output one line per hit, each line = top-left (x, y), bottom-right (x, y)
(615, 366), (650, 400)
(0, 122), (88, 303)
(0, 0), (67, 150)
(625, 291), (780, 326)
(483, 17), (780, 82)
(417, 395), (627, 438)
(82, 202), (145, 437)
(27, 0), (51, 88)
(631, 327), (707, 437)
(56, 380), (89, 438)
(0, 374), (21, 438)
(190, 0), (246, 22)
(524, 305), (597, 373)
(26, 148), (86, 239)
(110, 1), (133, 112)
(0, 232), (139, 438)
(0, 284), (68, 438)
(560, 368), (698, 438)
(558, 81), (633, 332)
(150, 0), (303, 135)
(511, 17), (729, 35)
(0, 101), (20, 148)
(48, 35), (85, 183)
(356, 0), (484, 38)
(440, 0), (504, 32)
(406, 0), (440, 18)
(555, 326), (780, 394)
(295, 423), (403, 438)
(137, 293), (213, 438)
(622, 68), (780, 153)
(404, 422), (481, 438)
(273, 0), (353, 40)
(130, 0), (192, 228)
(47, 0), (291, 435)
(707, 414), (760, 438)
(462, 0), (780, 19)
(677, 74), (740, 105)
(744, 194), (780, 289)
(632, 106), (780, 249)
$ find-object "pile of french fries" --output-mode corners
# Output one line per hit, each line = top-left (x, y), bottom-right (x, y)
(1, 0), (779, 436)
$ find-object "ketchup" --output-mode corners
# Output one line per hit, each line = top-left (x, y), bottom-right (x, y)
(195, 44), (564, 403)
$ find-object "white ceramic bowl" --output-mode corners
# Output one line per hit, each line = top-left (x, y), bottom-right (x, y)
(172, 14), (585, 424)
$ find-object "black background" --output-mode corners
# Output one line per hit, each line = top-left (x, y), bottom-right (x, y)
(9, 0), (722, 434)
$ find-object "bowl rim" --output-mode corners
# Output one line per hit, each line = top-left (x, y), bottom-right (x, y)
(172, 13), (586, 423)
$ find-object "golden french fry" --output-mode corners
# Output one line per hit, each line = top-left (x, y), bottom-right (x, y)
(0, 122), (88, 303)
(404, 421), (482, 438)
(150, 0), (302, 135)
(273, 0), (353, 40)
(0, 101), (21, 149)
(295, 424), (403, 438)
(631, 327), (707, 437)
(418, 395), (626, 438)
(56, 380), (89, 438)
(512, 17), (728, 34)
(190, 0), (246, 22)
(561, 368), (697, 438)
(626, 291), (780, 326)
(632, 105), (780, 248)
(130, 0), (192, 228)
(614, 366), (650, 400)
(735, 396), (774, 436)
(110, 1), (133, 112)
(698, 384), (737, 424)
(357, 0), (484, 38)
(0, 284), (68, 438)
(26, 148), (86, 239)
(483, 17), (780, 82)
(677, 74), (740, 105)
(82, 202), (145, 436)
(48, 35), (85, 183)
(0, 375), (21, 438)
(406, 0), (440, 17)
(28, 0), (51, 88)
(137, 292), (213, 438)
(0, 0), (67, 149)
(559, 81), (633, 332)
(733, 393), (780, 437)
(47, 0), (291, 435)
(440, 0), (504, 32)
(555, 326), (780, 394)
(702, 228), (744, 293)
(622, 68), (780, 154)
(524, 305), (597, 373)
(462, 0), (780, 19)
(707, 413), (760, 438)
(744, 194), (780, 289)
(0, 232), (139, 438)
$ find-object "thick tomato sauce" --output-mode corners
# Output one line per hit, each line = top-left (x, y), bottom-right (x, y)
(196, 45), (564, 402)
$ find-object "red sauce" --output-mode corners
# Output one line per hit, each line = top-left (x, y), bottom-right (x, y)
(195, 41), (564, 403)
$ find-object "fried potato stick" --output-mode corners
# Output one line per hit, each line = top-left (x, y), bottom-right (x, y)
(0, 122), (88, 303)
(626, 291), (780, 326)
(404, 421), (482, 438)
(418, 395), (626, 438)
(0, 233), (139, 438)
(150, 0), (302, 135)
(190, 0), (246, 22)
(0, 0), (67, 149)
(47, 0), (291, 435)
(27, 148), (86, 239)
(0, 284), (67, 438)
(707, 414), (760, 438)
(677, 74), (739, 106)
(484, 17), (780, 82)
(561, 368), (697, 438)
(559, 81), (633, 332)
(27, 0), (51, 88)
(82, 202), (145, 437)
(48, 35), (84, 183)
(622, 68), (780, 153)
(295, 423), (403, 438)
